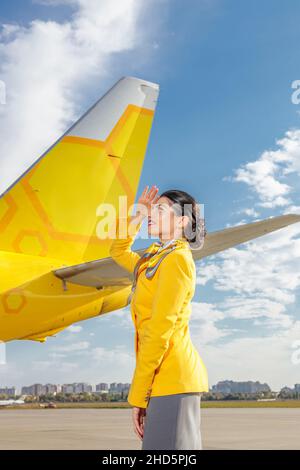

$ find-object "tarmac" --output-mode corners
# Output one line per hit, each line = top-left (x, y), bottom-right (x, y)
(0, 408), (299, 450)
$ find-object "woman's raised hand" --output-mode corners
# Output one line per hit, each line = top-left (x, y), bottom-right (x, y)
(136, 185), (160, 218)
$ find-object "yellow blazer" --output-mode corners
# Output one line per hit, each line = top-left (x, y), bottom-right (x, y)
(109, 215), (209, 408)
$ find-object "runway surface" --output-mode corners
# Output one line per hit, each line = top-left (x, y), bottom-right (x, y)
(0, 408), (299, 450)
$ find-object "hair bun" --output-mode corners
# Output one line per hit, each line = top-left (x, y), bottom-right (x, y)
(187, 203), (206, 250)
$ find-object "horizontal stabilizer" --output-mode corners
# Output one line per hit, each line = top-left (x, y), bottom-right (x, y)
(192, 213), (300, 261)
(53, 213), (300, 288)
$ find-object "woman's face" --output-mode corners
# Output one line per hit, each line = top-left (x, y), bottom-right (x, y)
(147, 196), (179, 239)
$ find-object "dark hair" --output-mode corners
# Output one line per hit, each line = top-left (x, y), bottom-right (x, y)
(159, 189), (206, 250)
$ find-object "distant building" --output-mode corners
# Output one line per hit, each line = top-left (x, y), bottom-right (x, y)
(212, 380), (271, 394)
(21, 384), (47, 396)
(61, 383), (92, 394)
(280, 385), (300, 395)
(280, 386), (294, 394)
(109, 383), (118, 393)
(96, 383), (109, 394)
(0, 387), (16, 396)
(44, 384), (58, 394)
(73, 383), (92, 393)
(109, 383), (130, 393)
(61, 384), (74, 394)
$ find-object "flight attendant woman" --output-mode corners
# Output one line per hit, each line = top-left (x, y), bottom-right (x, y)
(109, 185), (208, 450)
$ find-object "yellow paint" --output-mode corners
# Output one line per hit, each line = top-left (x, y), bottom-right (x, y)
(0, 104), (155, 343)
(109, 216), (209, 409)
(0, 104), (154, 264)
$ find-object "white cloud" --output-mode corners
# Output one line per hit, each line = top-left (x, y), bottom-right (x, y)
(0, 0), (159, 193)
(91, 345), (134, 367)
(98, 306), (133, 329)
(194, 224), (299, 343)
(194, 125), (300, 389)
(197, 222), (300, 303)
(65, 325), (82, 333)
(51, 340), (90, 352)
(190, 301), (235, 345)
(235, 207), (260, 218)
(224, 128), (300, 209)
(202, 321), (300, 391)
(32, 360), (78, 372)
(48, 352), (67, 359)
(20, 343), (134, 389)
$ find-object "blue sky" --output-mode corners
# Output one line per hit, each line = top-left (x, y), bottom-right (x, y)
(0, 0), (300, 393)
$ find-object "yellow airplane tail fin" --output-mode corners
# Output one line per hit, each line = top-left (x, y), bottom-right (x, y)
(0, 76), (159, 264)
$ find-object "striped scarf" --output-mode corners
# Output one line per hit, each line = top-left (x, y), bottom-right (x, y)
(127, 238), (188, 303)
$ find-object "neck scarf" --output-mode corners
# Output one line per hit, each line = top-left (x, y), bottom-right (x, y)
(127, 237), (189, 303)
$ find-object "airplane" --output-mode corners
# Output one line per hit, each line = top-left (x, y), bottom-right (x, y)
(0, 76), (299, 345)
(0, 399), (25, 406)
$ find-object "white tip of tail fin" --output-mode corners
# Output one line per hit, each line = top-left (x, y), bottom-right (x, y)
(0, 76), (160, 264)
(66, 76), (159, 141)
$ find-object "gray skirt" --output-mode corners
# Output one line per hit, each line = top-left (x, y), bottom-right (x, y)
(141, 392), (202, 450)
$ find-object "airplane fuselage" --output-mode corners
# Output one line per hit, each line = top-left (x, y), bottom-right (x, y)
(0, 250), (109, 343)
